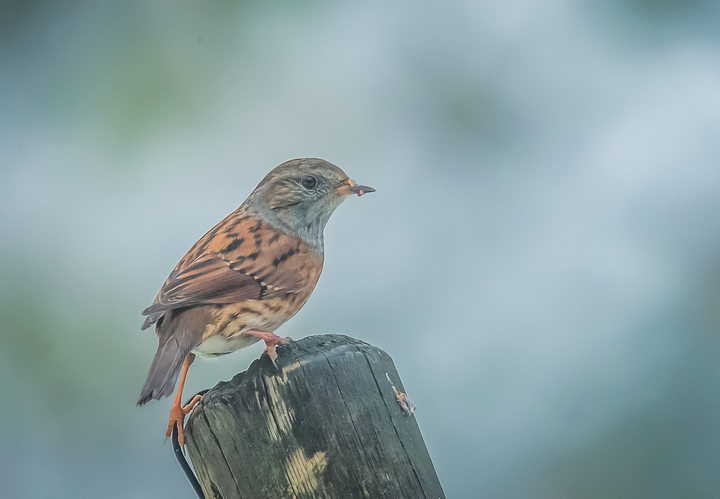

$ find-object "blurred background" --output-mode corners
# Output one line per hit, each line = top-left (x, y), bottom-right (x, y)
(1, 1), (720, 498)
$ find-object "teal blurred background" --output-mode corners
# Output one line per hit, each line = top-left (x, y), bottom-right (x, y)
(2, 1), (720, 498)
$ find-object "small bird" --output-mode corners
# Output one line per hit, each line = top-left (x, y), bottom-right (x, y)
(137, 158), (374, 444)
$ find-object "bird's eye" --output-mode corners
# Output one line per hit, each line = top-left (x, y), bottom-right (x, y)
(301, 175), (317, 189)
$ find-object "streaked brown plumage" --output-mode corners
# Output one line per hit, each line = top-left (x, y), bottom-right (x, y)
(137, 158), (374, 444)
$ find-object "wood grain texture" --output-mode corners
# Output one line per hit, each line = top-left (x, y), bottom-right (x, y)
(184, 335), (445, 499)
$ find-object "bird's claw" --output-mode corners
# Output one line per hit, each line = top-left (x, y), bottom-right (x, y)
(248, 331), (292, 365)
(165, 395), (203, 446)
(166, 403), (186, 445)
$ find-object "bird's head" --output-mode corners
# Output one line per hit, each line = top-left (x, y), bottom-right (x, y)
(243, 158), (375, 250)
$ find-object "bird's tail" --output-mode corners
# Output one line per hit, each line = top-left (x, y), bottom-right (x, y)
(137, 337), (187, 406)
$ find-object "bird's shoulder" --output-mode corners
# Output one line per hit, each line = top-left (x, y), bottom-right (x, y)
(177, 211), (323, 280)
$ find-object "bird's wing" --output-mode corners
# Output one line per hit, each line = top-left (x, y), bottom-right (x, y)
(141, 213), (322, 330)
(143, 257), (262, 313)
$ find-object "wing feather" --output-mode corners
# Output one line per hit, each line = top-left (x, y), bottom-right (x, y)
(141, 212), (322, 330)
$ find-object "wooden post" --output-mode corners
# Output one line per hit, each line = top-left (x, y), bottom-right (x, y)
(184, 334), (445, 499)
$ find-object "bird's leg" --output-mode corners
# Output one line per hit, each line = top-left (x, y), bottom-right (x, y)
(247, 331), (290, 362)
(166, 353), (198, 446)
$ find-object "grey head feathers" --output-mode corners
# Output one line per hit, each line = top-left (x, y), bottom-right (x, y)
(241, 158), (353, 252)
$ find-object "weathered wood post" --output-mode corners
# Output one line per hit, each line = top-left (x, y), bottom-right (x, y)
(184, 334), (445, 499)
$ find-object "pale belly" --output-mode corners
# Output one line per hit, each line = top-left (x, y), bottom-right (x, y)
(192, 334), (261, 357)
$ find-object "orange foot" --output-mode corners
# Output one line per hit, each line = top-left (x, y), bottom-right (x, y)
(166, 394), (202, 446)
(247, 331), (291, 363)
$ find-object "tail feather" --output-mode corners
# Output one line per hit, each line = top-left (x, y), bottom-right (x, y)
(137, 337), (187, 406)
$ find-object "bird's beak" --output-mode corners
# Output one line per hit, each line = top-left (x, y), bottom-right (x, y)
(337, 178), (376, 197)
